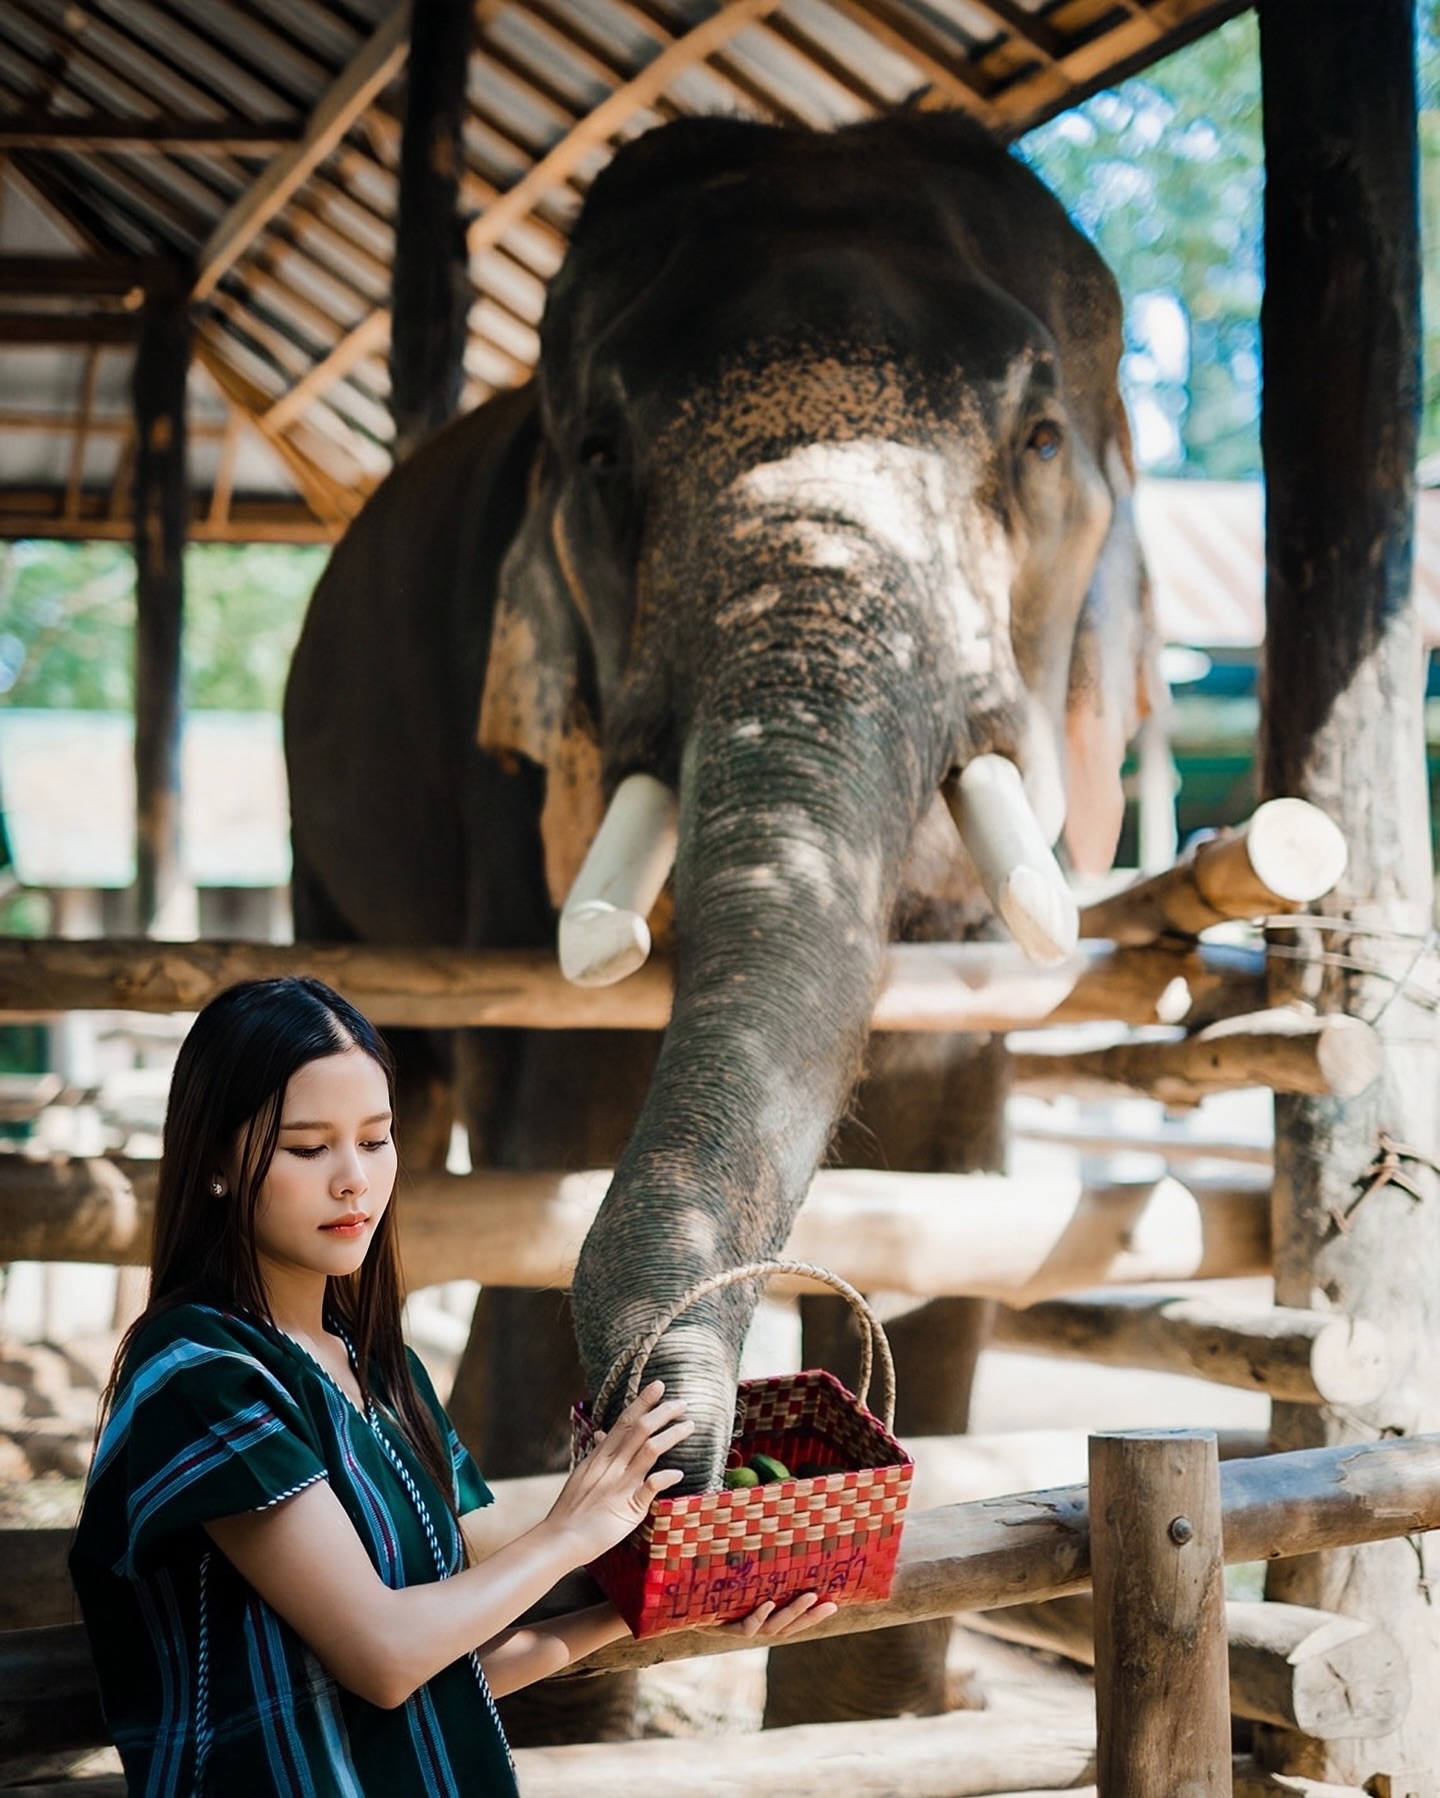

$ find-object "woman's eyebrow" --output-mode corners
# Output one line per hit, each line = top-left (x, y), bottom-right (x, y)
(279, 1112), (393, 1130)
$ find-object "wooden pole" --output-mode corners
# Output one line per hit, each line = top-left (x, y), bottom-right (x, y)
(1258, 1), (1440, 1781)
(1090, 1430), (1231, 1797)
(131, 274), (191, 935)
(389, 0), (473, 461)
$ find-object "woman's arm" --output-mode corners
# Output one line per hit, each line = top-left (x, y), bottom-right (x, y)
(478, 1593), (840, 1699)
(204, 1381), (689, 1710)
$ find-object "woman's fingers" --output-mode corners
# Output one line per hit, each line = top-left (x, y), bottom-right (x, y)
(711, 1592), (838, 1638)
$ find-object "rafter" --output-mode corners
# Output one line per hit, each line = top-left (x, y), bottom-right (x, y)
(193, 3), (411, 302)
(465, 0), (789, 265)
(261, 307), (390, 434)
(821, 0), (998, 119)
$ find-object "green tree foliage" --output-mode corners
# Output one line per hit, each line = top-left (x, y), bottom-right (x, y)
(1020, 12), (1262, 481)
(0, 540), (327, 714)
(1024, 4), (1440, 480)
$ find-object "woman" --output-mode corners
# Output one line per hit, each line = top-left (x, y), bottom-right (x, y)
(71, 977), (830, 1795)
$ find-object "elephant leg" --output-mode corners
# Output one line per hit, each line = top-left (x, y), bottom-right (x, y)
(764, 1034), (1007, 1729)
(445, 1028), (660, 1746)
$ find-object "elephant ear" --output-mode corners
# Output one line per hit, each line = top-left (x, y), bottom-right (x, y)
(478, 452), (605, 909)
(1063, 410), (1163, 879)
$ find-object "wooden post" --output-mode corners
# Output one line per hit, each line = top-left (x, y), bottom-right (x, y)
(1258, 2), (1440, 1782)
(131, 274), (190, 934)
(1090, 1430), (1231, 1797)
(389, 0), (473, 461)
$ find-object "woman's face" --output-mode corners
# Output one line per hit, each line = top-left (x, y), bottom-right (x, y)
(250, 1049), (397, 1287)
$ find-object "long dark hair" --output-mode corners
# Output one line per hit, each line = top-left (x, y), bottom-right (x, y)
(101, 977), (458, 1514)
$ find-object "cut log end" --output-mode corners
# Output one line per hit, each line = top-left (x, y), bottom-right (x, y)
(558, 903), (651, 987)
(1242, 797), (1349, 904)
(1314, 1013), (1384, 1099)
(1308, 1314), (1390, 1407)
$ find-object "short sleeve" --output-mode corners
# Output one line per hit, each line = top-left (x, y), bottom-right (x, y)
(94, 1311), (327, 1576)
(404, 1346), (493, 1513)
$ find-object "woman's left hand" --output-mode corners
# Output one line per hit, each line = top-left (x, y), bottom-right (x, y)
(705, 1591), (838, 1639)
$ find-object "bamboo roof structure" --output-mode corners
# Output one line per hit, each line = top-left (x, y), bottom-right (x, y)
(0, 0), (1245, 544)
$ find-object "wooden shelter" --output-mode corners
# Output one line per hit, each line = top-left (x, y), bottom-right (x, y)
(0, 0), (1246, 543)
(1, 1), (1436, 1790)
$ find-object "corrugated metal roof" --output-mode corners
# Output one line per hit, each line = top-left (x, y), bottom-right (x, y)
(0, 0), (1245, 542)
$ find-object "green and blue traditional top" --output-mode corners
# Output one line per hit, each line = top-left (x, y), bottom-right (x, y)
(70, 1303), (519, 1797)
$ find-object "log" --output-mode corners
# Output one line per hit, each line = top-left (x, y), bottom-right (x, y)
(1078, 800), (1347, 947)
(1231, 1770), (1369, 1798)
(510, 1687), (1098, 1796)
(1, 1432), (1275, 1630)
(0, 1154), (1270, 1299)
(991, 1295), (1390, 1406)
(10, 1431), (1440, 1744)
(1012, 1009), (1381, 1107)
(0, 936), (1266, 1034)
(1090, 1431), (1230, 1795)
(1258, 2), (1440, 1779)
(971, 1595), (1408, 1737)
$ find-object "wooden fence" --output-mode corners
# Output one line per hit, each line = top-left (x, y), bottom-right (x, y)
(1, 801), (1428, 1793)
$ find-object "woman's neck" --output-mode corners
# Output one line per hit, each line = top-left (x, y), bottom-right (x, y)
(258, 1259), (329, 1343)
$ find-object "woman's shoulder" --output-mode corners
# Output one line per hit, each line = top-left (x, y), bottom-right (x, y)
(120, 1301), (278, 1386)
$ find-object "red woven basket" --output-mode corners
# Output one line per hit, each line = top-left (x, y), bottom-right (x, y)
(571, 1260), (913, 1639)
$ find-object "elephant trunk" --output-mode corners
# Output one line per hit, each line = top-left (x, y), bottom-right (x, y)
(572, 599), (953, 1485)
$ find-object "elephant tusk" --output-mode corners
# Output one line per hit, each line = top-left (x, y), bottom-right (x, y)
(945, 754), (1080, 967)
(559, 773), (679, 986)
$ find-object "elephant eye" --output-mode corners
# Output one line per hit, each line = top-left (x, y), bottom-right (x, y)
(1026, 420), (1063, 462)
(579, 431), (619, 471)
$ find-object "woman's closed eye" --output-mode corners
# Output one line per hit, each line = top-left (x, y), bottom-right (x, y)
(284, 1137), (391, 1160)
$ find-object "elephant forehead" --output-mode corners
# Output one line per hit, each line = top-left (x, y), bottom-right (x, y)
(729, 438), (1004, 673)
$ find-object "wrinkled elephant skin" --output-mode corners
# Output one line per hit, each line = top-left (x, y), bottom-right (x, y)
(285, 113), (1155, 1491)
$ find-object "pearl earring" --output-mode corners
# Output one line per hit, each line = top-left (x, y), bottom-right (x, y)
(210, 1177), (225, 1197)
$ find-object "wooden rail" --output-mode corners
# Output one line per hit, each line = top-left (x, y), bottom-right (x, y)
(0, 1153), (1270, 1299)
(0, 935), (1265, 1033)
(6, 1433), (1439, 1766)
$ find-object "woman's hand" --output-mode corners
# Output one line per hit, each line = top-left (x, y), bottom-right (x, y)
(544, 1380), (693, 1562)
(706, 1591), (838, 1640)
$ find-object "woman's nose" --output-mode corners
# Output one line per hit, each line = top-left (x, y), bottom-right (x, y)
(331, 1149), (368, 1197)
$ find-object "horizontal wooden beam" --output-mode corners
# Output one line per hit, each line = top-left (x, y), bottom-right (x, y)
(0, 493), (336, 545)
(992, 1294), (1390, 1406)
(0, 114), (302, 153)
(193, 4), (411, 302)
(971, 1593), (1409, 1738)
(0, 935), (1266, 1033)
(10, 1433), (1440, 1748)
(0, 1153), (1268, 1298)
(1079, 799), (1348, 946)
(0, 256), (178, 298)
(1, 1429), (1274, 1629)
(1013, 1009), (1383, 1108)
(0, 314), (140, 345)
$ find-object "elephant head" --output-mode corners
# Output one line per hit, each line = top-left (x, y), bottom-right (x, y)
(477, 113), (1156, 1485)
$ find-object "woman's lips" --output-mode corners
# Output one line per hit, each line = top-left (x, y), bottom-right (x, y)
(320, 1213), (368, 1236)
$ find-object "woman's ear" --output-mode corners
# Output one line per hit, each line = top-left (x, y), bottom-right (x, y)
(1062, 416), (1164, 878)
(478, 450), (606, 908)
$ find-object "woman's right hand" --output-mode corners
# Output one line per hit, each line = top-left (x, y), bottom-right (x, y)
(545, 1380), (693, 1562)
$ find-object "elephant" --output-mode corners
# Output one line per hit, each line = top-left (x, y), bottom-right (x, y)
(284, 108), (1155, 1734)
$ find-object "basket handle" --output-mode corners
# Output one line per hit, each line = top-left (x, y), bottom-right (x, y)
(592, 1260), (897, 1432)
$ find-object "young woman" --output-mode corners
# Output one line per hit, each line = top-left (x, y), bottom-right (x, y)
(71, 977), (831, 1796)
